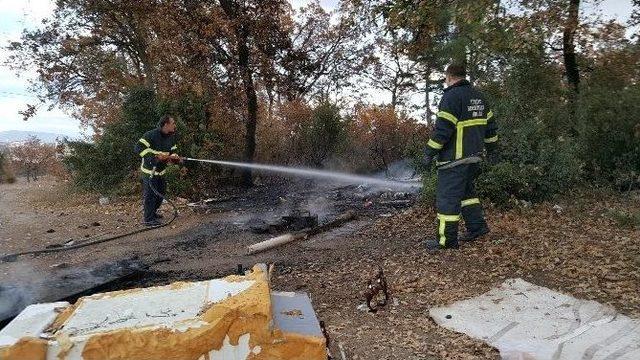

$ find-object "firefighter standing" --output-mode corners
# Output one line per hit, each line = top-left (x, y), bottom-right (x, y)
(423, 64), (498, 250)
(134, 115), (182, 226)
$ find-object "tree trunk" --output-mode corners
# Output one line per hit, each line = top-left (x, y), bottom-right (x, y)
(238, 28), (258, 187)
(424, 66), (433, 124)
(563, 0), (580, 131)
(563, 0), (580, 94)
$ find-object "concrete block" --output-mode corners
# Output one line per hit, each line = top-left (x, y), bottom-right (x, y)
(430, 278), (640, 360)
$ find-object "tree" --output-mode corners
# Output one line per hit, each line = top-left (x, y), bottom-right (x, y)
(362, 30), (420, 111)
(281, 2), (371, 100)
(631, 0), (640, 28)
(563, 0), (581, 94)
(6, 0), (159, 131)
(9, 137), (58, 182)
(217, 0), (292, 185)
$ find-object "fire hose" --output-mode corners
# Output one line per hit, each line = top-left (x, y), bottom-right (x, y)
(0, 167), (177, 263)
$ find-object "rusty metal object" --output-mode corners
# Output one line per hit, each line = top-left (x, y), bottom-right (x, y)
(364, 267), (389, 313)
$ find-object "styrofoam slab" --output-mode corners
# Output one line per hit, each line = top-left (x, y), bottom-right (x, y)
(430, 278), (640, 360)
(62, 279), (255, 337)
(0, 302), (69, 347)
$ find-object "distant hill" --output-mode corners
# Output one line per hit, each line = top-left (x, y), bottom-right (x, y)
(0, 130), (68, 144)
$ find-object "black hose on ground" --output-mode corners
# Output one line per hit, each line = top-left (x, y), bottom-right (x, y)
(0, 168), (179, 263)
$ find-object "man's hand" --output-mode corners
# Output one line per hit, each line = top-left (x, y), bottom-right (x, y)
(156, 153), (170, 162)
(167, 154), (182, 164)
(422, 153), (434, 169)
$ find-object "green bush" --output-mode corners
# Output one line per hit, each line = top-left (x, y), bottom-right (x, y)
(64, 87), (159, 194)
(607, 209), (640, 229)
(576, 83), (640, 188)
(476, 58), (584, 205)
(420, 167), (438, 203)
(303, 101), (347, 166)
(63, 86), (219, 197)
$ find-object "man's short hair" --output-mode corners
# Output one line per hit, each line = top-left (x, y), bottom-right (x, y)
(445, 64), (467, 78)
(158, 115), (174, 128)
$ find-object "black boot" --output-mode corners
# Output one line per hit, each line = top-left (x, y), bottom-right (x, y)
(459, 226), (489, 242)
(424, 238), (459, 251)
(461, 199), (488, 242)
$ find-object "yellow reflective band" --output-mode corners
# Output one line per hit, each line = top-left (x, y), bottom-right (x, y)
(140, 166), (166, 176)
(171, 145), (178, 151)
(455, 118), (489, 159)
(427, 139), (443, 149)
(437, 213), (460, 246)
(484, 135), (498, 143)
(461, 198), (480, 207)
(456, 127), (464, 159)
(139, 138), (151, 148)
(139, 148), (169, 157)
(437, 213), (461, 222)
(437, 111), (458, 125)
(459, 118), (487, 127)
(487, 110), (494, 120)
(139, 148), (153, 157)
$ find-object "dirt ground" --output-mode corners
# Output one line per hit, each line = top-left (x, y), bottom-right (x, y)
(1, 177), (639, 359)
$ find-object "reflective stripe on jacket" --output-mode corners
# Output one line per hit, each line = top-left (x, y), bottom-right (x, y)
(425, 80), (498, 165)
(133, 128), (178, 176)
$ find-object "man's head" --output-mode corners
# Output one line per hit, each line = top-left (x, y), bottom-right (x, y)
(158, 115), (176, 135)
(445, 63), (466, 87)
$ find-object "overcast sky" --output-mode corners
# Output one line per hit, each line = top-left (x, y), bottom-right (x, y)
(0, 0), (635, 137)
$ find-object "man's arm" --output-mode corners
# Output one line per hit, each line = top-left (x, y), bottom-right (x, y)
(484, 108), (498, 153)
(425, 96), (458, 157)
(134, 133), (160, 167)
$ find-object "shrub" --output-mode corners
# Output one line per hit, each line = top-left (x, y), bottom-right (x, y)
(476, 59), (584, 205)
(64, 87), (159, 194)
(576, 83), (640, 188)
(345, 104), (427, 173)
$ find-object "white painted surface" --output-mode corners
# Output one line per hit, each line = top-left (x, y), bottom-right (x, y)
(0, 302), (69, 347)
(61, 278), (255, 337)
(430, 278), (640, 360)
(208, 334), (252, 360)
(62, 283), (209, 337)
(206, 280), (255, 303)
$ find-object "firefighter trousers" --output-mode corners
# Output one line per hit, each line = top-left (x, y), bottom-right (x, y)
(435, 163), (487, 247)
(142, 175), (166, 223)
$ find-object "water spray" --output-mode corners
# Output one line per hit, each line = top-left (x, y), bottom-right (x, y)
(182, 157), (422, 190)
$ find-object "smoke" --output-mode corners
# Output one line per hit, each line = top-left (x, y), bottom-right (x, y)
(302, 196), (333, 222)
(0, 261), (41, 323)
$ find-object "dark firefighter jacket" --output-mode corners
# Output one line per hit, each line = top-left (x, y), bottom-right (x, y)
(425, 80), (498, 165)
(134, 128), (178, 176)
